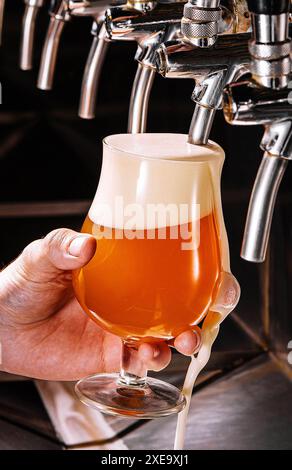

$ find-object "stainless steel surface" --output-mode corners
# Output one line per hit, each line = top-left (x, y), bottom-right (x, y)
(223, 75), (292, 263)
(241, 154), (288, 263)
(192, 0), (219, 7)
(0, 0), (5, 46)
(261, 120), (292, 159)
(37, 1), (111, 91)
(80, 2), (183, 120)
(68, 0), (114, 17)
(223, 0), (291, 263)
(223, 81), (292, 126)
(104, 2), (184, 129)
(248, 39), (291, 60)
(102, 0), (251, 133)
(79, 23), (109, 119)
(249, 11), (291, 89)
(20, 0), (44, 71)
(128, 64), (155, 133)
(184, 2), (221, 21)
(188, 104), (216, 144)
(49, 0), (70, 21)
(37, 16), (66, 90)
(253, 13), (289, 43)
(79, 3), (183, 121)
(156, 33), (250, 79)
(181, 19), (219, 47)
(250, 56), (291, 79)
(105, 2), (184, 42)
(181, 0), (221, 47)
(124, 356), (292, 449)
(156, 32), (250, 143)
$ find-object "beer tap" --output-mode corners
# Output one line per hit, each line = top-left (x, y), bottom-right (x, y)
(222, 0), (291, 263)
(79, 1), (184, 131)
(37, 0), (112, 90)
(155, 0), (251, 144)
(78, 18), (110, 119)
(20, 0), (45, 71)
(0, 0), (5, 46)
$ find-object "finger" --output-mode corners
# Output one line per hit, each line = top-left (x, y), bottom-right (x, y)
(20, 228), (96, 278)
(138, 342), (171, 372)
(172, 327), (201, 356)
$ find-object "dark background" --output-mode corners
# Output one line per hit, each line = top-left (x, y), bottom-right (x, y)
(0, 0), (292, 450)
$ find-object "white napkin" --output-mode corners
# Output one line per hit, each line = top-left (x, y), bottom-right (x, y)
(35, 380), (128, 450)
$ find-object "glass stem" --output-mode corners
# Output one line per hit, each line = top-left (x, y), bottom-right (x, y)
(118, 341), (148, 387)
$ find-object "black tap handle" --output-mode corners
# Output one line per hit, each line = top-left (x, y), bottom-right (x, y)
(247, 0), (290, 15)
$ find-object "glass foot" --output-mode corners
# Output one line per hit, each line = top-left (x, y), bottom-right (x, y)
(75, 373), (186, 419)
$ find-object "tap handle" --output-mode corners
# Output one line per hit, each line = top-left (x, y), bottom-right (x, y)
(241, 153), (288, 262)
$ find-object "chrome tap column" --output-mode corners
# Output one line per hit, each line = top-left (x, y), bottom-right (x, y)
(223, 0), (291, 263)
(155, 0), (251, 144)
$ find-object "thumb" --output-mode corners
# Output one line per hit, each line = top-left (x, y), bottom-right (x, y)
(19, 228), (96, 278)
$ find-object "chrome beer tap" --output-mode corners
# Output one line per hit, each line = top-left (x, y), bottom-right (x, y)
(78, 17), (110, 119)
(0, 0), (5, 46)
(20, 0), (46, 71)
(37, 0), (113, 90)
(155, 0), (251, 144)
(79, 0), (184, 131)
(223, 0), (292, 263)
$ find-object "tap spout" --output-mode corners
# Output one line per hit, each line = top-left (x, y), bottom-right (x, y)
(37, 2), (68, 90)
(241, 153), (288, 262)
(79, 23), (109, 119)
(20, 0), (45, 71)
(0, 0), (5, 46)
(128, 63), (156, 133)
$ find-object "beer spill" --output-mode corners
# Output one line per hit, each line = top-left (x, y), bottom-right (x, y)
(174, 309), (233, 450)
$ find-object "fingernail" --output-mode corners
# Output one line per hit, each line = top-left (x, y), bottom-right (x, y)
(68, 236), (91, 257)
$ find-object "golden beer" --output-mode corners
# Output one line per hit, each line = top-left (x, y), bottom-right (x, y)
(73, 212), (221, 341)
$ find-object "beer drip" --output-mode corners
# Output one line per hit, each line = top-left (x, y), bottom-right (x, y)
(175, 272), (240, 450)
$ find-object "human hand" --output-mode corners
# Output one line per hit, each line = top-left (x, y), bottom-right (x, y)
(0, 229), (201, 381)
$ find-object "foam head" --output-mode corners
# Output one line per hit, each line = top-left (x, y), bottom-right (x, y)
(89, 133), (225, 232)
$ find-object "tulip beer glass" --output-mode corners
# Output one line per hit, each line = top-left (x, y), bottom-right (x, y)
(73, 133), (236, 418)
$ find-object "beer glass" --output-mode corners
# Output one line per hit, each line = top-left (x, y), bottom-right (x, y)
(73, 133), (238, 418)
